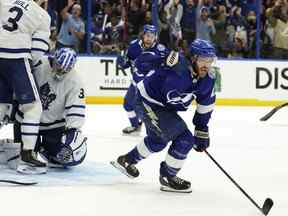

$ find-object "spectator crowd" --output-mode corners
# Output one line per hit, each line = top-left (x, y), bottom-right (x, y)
(39, 0), (288, 59)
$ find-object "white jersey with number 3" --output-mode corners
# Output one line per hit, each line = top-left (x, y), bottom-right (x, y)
(32, 56), (86, 131)
(0, 0), (50, 60)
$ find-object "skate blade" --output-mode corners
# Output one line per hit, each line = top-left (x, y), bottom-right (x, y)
(17, 164), (47, 175)
(122, 131), (141, 137)
(160, 185), (192, 193)
(48, 162), (66, 169)
(110, 161), (136, 179)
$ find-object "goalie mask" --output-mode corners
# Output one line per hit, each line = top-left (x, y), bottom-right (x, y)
(50, 129), (87, 167)
(53, 48), (77, 80)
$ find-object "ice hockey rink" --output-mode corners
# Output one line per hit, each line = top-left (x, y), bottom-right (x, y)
(0, 104), (287, 216)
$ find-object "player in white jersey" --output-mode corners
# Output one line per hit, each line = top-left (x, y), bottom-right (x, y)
(13, 48), (87, 168)
(0, 0), (51, 173)
(0, 0), (50, 62)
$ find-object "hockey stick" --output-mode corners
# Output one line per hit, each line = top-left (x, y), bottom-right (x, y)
(0, 179), (37, 186)
(260, 102), (288, 121)
(204, 150), (273, 215)
(121, 0), (129, 43)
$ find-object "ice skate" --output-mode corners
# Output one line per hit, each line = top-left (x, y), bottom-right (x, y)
(159, 175), (192, 193)
(17, 150), (47, 174)
(110, 155), (139, 178)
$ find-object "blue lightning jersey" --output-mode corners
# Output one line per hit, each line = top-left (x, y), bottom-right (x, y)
(137, 56), (216, 128)
(124, 39), (169, 84)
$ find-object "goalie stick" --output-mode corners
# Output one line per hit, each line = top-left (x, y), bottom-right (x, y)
(0, 179), (37, 186)
(260, 102), (288, 121)
(205, 150), (273, 215)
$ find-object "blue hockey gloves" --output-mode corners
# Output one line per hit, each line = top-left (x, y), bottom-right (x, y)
(116, 55), (129, 69)
(193, 127), (210, 152)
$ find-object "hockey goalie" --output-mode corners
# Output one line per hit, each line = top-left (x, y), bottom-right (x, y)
(0, 48), (87, 173)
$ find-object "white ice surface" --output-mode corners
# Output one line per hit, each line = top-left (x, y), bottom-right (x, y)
(0, 105), (287, 216)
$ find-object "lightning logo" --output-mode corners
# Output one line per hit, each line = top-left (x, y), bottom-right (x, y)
(166, 90), (196, 110)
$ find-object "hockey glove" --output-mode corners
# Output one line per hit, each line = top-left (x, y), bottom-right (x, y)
(193, 127), (210, 152)
(166, 51), (179, 67)
(59, 128), (87, 164)
(116, 55), (129, 69)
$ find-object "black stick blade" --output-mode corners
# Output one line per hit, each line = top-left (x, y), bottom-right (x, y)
(262, 198), (274, 215)
(260, 110), (277, 121)
(0, 180), (37, 186)
(260, 102), (288, 121)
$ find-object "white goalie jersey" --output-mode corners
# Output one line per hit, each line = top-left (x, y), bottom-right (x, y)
(0, 0), (50, 61)
(32, 56), (86, 131)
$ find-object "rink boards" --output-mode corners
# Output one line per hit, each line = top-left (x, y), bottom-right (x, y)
(76, 56), (288, 106)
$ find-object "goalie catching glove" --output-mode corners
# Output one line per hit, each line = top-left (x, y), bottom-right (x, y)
(45, 128), (88, 166)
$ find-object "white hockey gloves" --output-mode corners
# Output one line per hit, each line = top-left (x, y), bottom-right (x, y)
(166, 51), (179, 67)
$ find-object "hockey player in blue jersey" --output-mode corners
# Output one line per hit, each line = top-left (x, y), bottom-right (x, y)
(111, 39), (216, 193)
(117, 24), (172, 135)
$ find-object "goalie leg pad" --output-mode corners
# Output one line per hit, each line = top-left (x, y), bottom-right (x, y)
(0, 139), (21, 169)
(5, 142), (21, 170)
(0, 139), (6, 164)
(0, 104), (12, 129)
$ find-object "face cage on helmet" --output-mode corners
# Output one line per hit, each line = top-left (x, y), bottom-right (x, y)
(53, 61), (71, 77)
